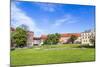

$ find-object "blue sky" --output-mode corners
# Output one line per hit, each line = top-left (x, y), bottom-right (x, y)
(11, 1), (95, 36)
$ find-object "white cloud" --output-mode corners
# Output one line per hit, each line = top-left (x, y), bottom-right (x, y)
(52, 14), (78, 27)
(34, 2), (57, 12)
(53, 18), (68, 27)
(11, 2), (44, 36)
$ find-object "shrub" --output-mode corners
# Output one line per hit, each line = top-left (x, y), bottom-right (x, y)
(79, 44), (95, 48)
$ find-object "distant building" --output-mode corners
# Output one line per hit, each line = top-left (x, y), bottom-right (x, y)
(74, 36), (81, 44)
(33, 37), (41, 46)
(81, 29), (95, 46)
(59, 33), (70, 44)
(40, 33), (81, 45)
(59, 33), (81, 44)
(27, 31), (34, 47)
(11, 26), (95, 47)
(41, 35), (48, 44)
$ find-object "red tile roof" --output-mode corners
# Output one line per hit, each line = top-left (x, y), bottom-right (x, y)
(41, 35), (47, 40)
(40, 33), (80, 40)
(60, 33), (81, 37)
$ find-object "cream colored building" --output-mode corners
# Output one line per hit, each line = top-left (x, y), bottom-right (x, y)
(81, 29), (95, 46)
(74, 37), (81, 43)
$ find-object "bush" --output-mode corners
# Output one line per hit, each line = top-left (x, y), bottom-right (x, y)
(79, 44), (95, 48)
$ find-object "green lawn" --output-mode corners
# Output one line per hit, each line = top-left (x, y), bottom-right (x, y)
(11, 44), (95, 66)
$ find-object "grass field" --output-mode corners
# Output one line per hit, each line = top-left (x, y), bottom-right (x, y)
(11, 44), (95, 66)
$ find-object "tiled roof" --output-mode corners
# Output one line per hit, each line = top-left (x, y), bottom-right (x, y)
(40, 33), (80, 39)
(41, 35), (47, 39)
(60, 33), (81, 37)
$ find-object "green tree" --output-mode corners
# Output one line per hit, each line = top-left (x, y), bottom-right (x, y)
(90, 36), (95, 46)
(54, 33), (61, 44)
(44, 33), (60, 45)
(11, 31), (16, 47)
(13, 26), (27, 47)
(68, 35), (78, 44)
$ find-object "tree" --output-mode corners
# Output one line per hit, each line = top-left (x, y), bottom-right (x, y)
(44, 33), (60, 45)
(20, 24), (29, 31)
(89, 35), (95, 46)
(54, 33), (61, 44)
(68, 35), (78, 44)
(13, 26), (27, 47)
(11, 31), (16, 48)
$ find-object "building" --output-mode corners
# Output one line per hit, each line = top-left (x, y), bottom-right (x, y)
(74, 36), (81, 44)
(81, 29), (95, 46)
(41, 35), (48, 44)
(39, 33), (81, 45)
(11, 26), (95, 47)
(27, 31), (34, 47)
(59, 33), (81, 44)
(33, 35), (48, 46)
(59, 33), (70, 44)
(33, 37), (41, 46)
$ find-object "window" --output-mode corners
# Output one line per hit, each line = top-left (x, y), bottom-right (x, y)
(84, 40), (85, 42)
(85, 40), (87, 42)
